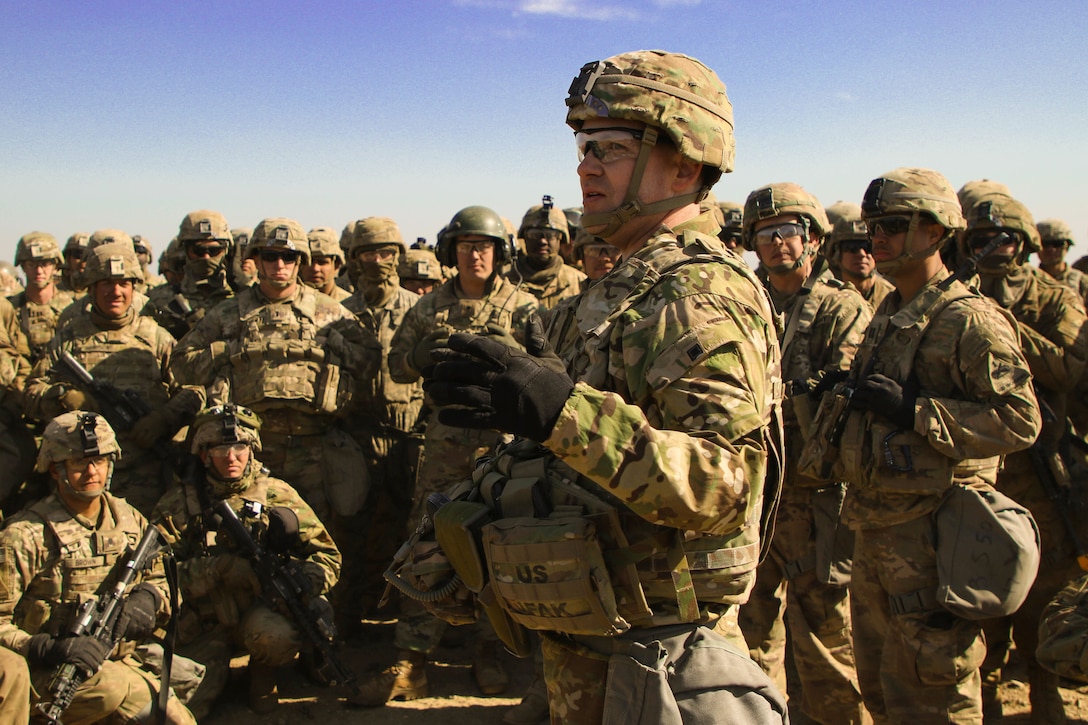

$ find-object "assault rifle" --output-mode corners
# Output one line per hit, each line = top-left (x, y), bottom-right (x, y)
(37, 526), (166, 724)
(58, 352), (173, 461)
(212, 500), (358, 692)
(815, 231), (1011, 480)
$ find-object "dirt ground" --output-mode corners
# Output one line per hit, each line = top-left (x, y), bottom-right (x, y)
(201, 618), (1088, 724)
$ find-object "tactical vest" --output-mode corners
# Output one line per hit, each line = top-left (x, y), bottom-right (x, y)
(229, 290), (351, 416)
(458, 234), (782, 636)
(347, 288), (423, 428)
(12, 293), (72, 362)
(14, 495), (142, 636)
(834, 281), (1003, 493)
(431, 278), (524, 335)
(64, 315), (171, 409)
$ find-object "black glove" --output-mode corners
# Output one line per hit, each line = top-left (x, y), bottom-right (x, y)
(27, 633), (110, 676)
(810, 369), (849, 400)
(113, 583), (161, 642)
(410, 329), (450, 377)
(851, 373), (917, 430)
(428, 332), (575, 441)
(522, 314), (568, 376)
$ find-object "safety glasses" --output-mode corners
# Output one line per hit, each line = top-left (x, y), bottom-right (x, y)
(753, 223), (805, 246)
(575, 127), (645, 163)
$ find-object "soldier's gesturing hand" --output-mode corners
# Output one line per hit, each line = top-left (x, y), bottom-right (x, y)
(850, 373), (917, 430)
(428, 332), (574, 442)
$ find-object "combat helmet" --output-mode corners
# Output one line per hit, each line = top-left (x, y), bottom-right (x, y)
(350, 217), (407, 258)
(399, 247), (443, 282)
(957, 179), (1011, 219)
(824, 204), (867, 269)
(861, 167), (964, 275)
(36, 412), (120, 499)
(179, 210), (231, 244)
(231, 227), (253, 255)
(519, 195), (570, 245)
(88, 229), (135, 251)
(742, 183), (828, 273)
(825, 201), (862, 231)
(15, 231), (63, 265)
(1036, 219), (1074, 247)
(191, 404), (263, 454)
(565, 50), (734, 237)
(961, 191), (1040, 273)
(82, 240), (145, 285)
(307, 227), (345, 265)
(64, 232), (91, 259)
(247, 218), (310, 264)
(437, 206), (510, 267)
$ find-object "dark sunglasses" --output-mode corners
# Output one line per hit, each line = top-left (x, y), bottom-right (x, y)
(866, 216), (912, 239)
(188, 243), (226, 258)
(258, 250), (299, 264)
(839, 239), (872, 255)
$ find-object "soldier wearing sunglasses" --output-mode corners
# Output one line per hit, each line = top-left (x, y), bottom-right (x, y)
(825, 206), (894, 309)
(1036, 219), (1088, 308)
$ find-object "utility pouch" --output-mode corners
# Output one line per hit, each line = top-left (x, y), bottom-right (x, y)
(321, 428), (369, 515)
(798, 386), (853, 484)
(483, 515), (630, 637)
(478, 582), (534, 658)
(314, 362), (354, 415)
(433, 501), (492, 593)
(398, 539), (478, 626)
(812, 483), (854, 586)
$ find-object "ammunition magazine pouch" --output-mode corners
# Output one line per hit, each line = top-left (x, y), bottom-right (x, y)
(811, 484), (853, 586)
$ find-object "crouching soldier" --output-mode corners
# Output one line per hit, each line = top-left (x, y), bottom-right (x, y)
(153, 405), (341, 717)
(0, 411), (195, 724)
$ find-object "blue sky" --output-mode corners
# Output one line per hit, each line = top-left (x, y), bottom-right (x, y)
(3, 0), (1087, 266)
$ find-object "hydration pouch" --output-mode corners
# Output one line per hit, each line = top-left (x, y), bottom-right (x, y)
(483, 514), (630, 637)
(812, 483), (854, 586)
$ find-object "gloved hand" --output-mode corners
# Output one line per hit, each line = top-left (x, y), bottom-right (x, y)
(112, 583), (162, 642)
(27, 633), (110, 676)
(523, 314), (568, 376)
(850, 373), (917, 430)
(481, 323), (520, 350)
(130, 409), (174, 449)
(59, 388), (95, 412)
(428, 332), (575, 441)
(410, 329), (450, 377)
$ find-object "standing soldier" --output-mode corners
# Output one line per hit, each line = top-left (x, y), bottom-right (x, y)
(0, 411), (195, 723)
(398, 244), (443, 296)
(336, 217), (426, 636)
(302, 227), (352, 302)
(736, 183), (871, 724)
(229, 227), (256, 291)
(354, 206), (539, 705)
(1036, 219), (1088, 307)
(132, 235), (165, 289)
(570, 228), (619, 284)
(0, 297), (33, 512)
(170, 217), (379, 523)
(59, 232), (91, 294)
(802, 168), (1041, 723)
(24, 242), (203, 514)
(715, 198), (744, 251)
(154, 405), (341, 716)
(508, 196), (586, 311)
(824, 206), (895, 309)
(960, 192), (1088, 722)
(429, 50), (787, 722)
(9, 232), (75, 365)
(146, 210), (236, 340)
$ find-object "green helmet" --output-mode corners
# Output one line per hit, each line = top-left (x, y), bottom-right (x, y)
(519, 195), (570, 245)
(82, 241), (145, 285)
(179, 210), (232, 246)
(247, 218), (310, 265)
(1036, 219), (1073, 246)
(437, 206), (510, 267)
(191, 404), (263, 453)
(399, 247), (443, 281)
(35, 411), (121, 473)
(350, 217), (407, 257)
(565, 50), (734, 236)
(957, 179), (1011, 219)
(307, 227), (345, 264)
(961, 191), (1040, 271)
(88, 229), (135, 251)
(861, 167), (964, 275)
(15, 232), (62, 265)
(741, 183), (829, 267)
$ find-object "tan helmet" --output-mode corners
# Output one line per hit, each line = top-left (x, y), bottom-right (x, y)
(1036, 219), (1074, 246)
(190, 404), (263, 453)
(160, 236), (184, 275)
(399, 247), (443, 281)
(518, 195), (570, 245)
(15, 232), (63, 265)
(88, 229), (135, 251)
(339, 221), (359, 256)
(64, 232), (91, 257)
(350, 217), (407, 258)
(957, 179), (1011, 219)
(861, 167), (964, 275)
(961, 191), (1040, 271)
(571, 227), (600, 262)
(178, 209), (231, 244)
(741, 183), (829, 262)
(35, 411), (121, 473)
(825, 201), (863, 231)
(825, 204), (867, 265)
(131, 235), (152, 257)
(307, 227), (345, 264)
(82, 241), (145, 285)
(247, 218), (310, 264)
(565, 50), (734, 236)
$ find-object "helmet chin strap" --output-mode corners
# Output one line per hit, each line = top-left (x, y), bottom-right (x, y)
(580, 126), (706, 240)
(874, 212), (946, 276)
(59, 461), (113, 501)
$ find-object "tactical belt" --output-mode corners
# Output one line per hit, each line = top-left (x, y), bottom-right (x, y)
(888, 586), (939, 616)
(782, 552), (816, 581)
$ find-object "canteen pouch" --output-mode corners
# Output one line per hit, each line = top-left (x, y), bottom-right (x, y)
(478, 582), (535, 658)
(483, 515), (630, 637)
(812, 483), (854, 586)
(433, 501), (492, 593)
(934, 485), (1041, 620)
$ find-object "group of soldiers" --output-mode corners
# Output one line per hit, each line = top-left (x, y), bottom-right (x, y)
(1, 47), (1087, 725)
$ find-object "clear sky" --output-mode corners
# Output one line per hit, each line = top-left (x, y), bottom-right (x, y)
(3, 0), (1087, 268)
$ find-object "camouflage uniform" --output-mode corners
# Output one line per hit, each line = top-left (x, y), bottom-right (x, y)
(0, 412), (193, 724)
(508, 198), (586, 311)
(964, 195), (1088, 722)
(804, 169), (1042, 724)
(24, 244), (202, 515)
(9, 231), (75, 366)
(170, 219), (380, 523)
(154, 450), (340, 718)
(145, 211), (236, 340)
(303, 227), (352, 303)
(0, 646), (30, 722)
(737, 182), (871, 724)
(1037, 573), (1088, 683)
(0, 297), (34, 511)
(1036, 219), (1088, 308)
